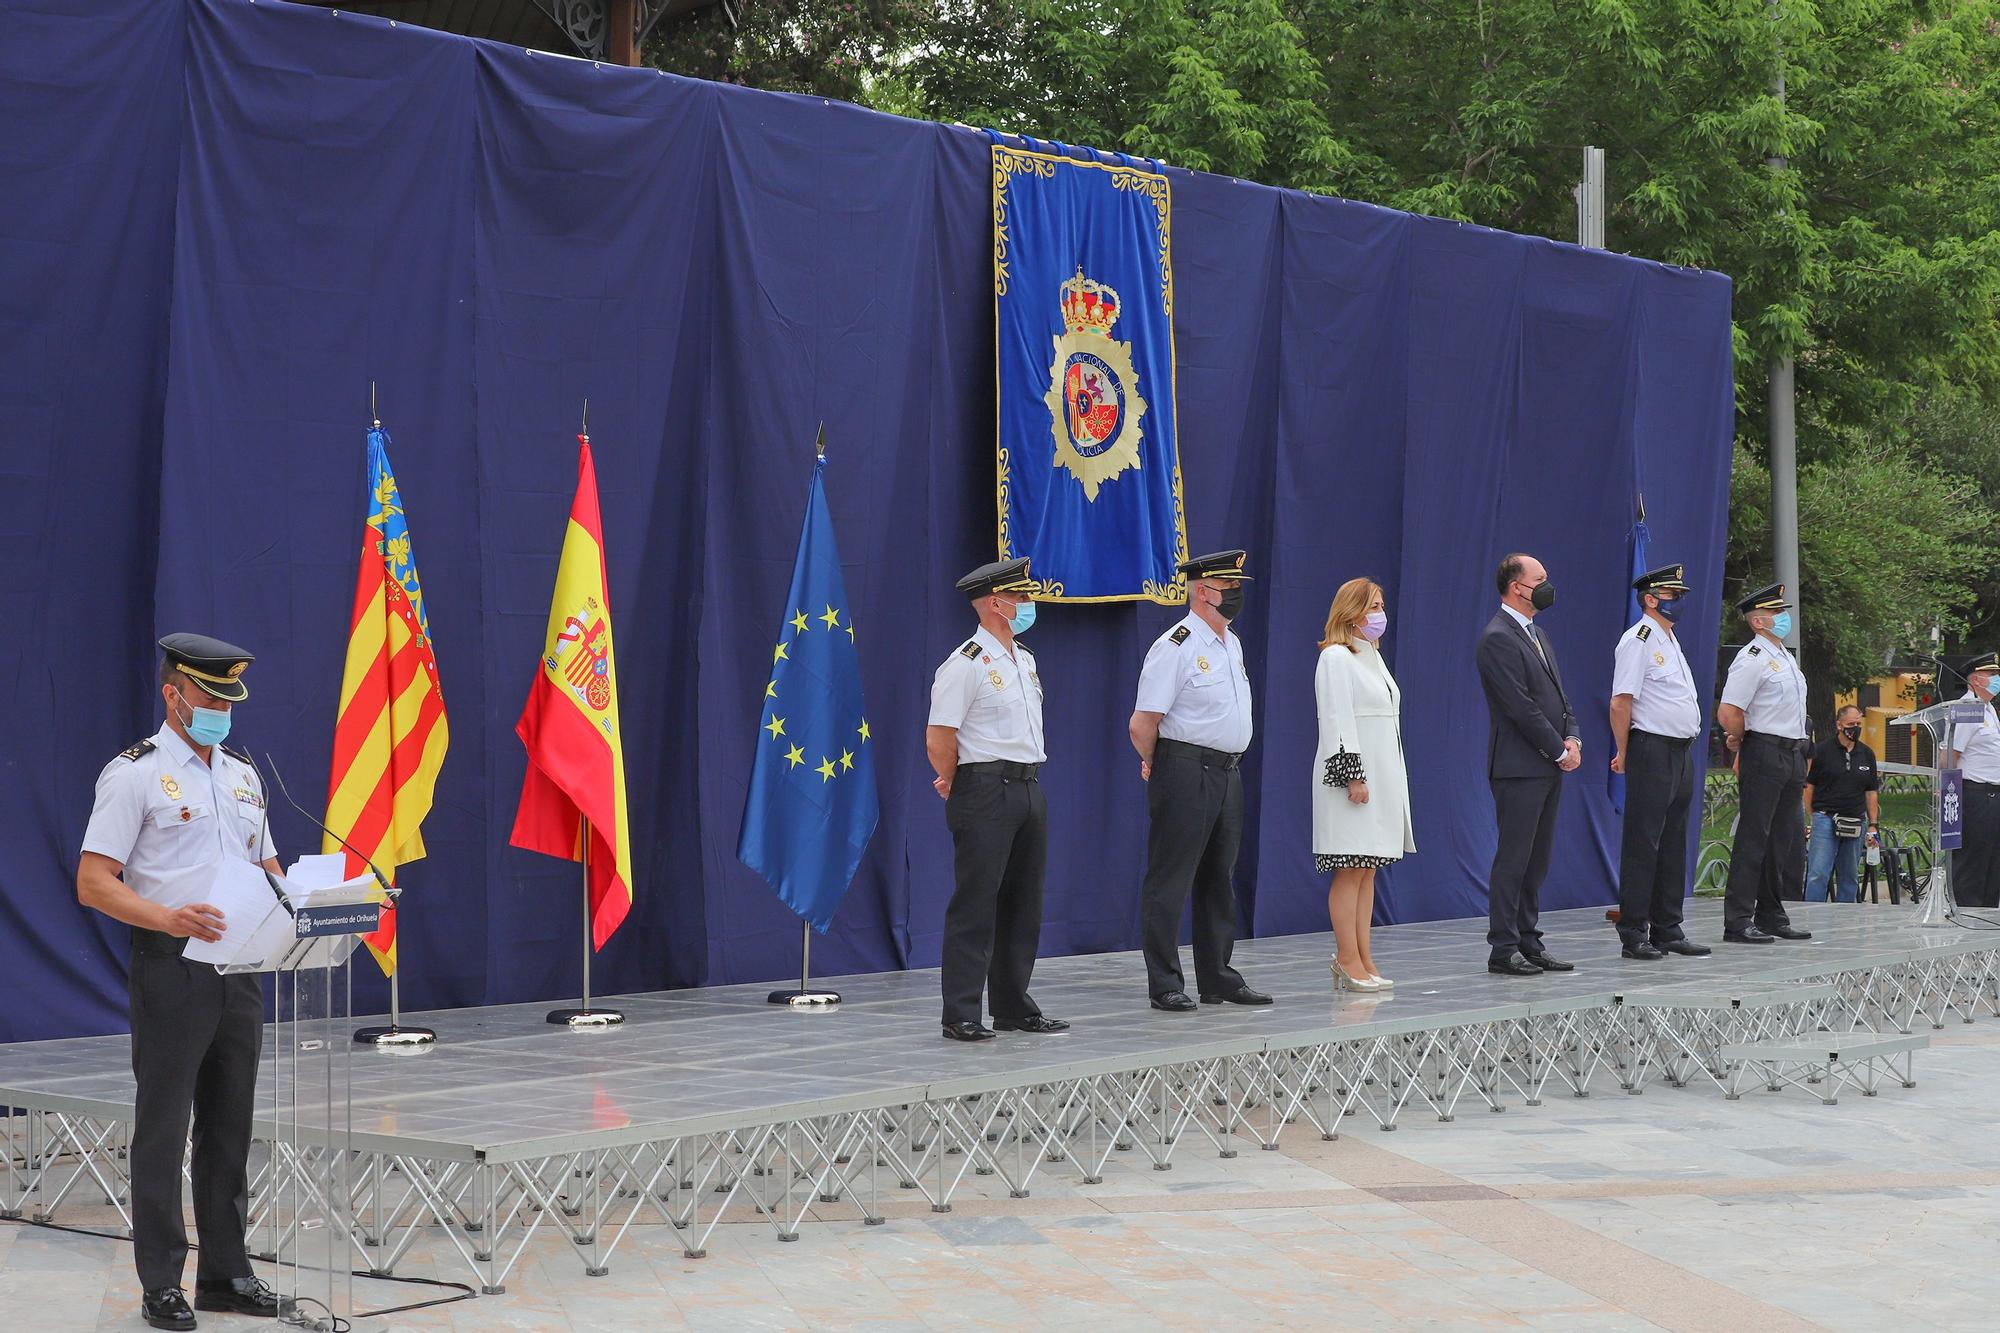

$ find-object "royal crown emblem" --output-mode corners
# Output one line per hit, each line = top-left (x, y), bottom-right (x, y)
(1043, 268), (1148, 501)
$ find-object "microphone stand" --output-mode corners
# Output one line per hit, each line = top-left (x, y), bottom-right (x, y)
(264, 754), (435, 1047)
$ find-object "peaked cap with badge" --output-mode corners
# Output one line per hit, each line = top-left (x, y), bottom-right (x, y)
(955, 557), (1036, 599)
(1632, 563), (1689, 595)
(1179, 549), (1252, 582)
(158, 632), (255, 702)
(1736, 582), (1791, 616)
(1964, 650), (1999, 676)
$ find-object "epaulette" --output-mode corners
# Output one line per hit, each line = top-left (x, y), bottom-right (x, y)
(959, 640), (981, 659)
(1636, 624), (1651, 642)
(220, 744), (252, 765)
(1747, 645), (1762, 657)
(117, 739), (155, 762)
(1169, 626), (1191, 645)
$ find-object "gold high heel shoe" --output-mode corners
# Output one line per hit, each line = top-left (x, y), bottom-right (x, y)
(1368, 972), (1394, 988)
(1329, 958), (1383, 993)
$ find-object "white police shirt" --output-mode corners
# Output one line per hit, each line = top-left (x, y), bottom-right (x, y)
(1135, 612), (1253, 753)
(1612, 617), (1701, 739)
(1954, 691), (2000, 784)
(80, 725), (277, 903)
(1721, 635), (1808, 740)
(928, 626), (1046, 765)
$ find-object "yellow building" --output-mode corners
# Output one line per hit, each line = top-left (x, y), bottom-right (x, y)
(1836, 666), (1939, 769)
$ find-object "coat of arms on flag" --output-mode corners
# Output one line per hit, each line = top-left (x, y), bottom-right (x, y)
(992, 137), (1189, 604)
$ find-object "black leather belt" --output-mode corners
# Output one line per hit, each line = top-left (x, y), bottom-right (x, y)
(958, 760), (1040, 781)
(1155, 737), (1243, 770)
(130, 927), (187, 958)
(1968, 780), (2000, 792)
(1630, 729), (1695, 749)
(1745, 731), (1811, 756)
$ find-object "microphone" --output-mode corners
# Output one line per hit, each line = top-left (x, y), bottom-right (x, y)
(261, 752), (400, 908)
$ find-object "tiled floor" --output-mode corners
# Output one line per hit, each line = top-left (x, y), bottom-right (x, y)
(9, 1022), (2000, 1330)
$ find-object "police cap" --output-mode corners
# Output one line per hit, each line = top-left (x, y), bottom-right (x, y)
(158, 632), (254, 702)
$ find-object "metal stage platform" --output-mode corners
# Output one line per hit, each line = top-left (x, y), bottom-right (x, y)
(5, 900), (1998, 1296)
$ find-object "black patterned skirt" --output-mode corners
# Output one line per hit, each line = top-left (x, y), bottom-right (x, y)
(1315, 853), (1399, 872)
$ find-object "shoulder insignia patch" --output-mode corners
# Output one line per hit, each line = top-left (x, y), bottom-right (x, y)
(118, 739), (156, 762)
(959, 640), (981, 660)
(1169, 626), (1191, 645)
(1747, 645), (1762, 657)
(1636, 624), (1651, 642)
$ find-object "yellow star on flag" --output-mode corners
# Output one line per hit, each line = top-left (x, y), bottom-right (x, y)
(839, 749), (855, 772)
(820, 605), (841, 630)
(764, 715), (786, 740)
(790, 610), (809, 634)
(783, 744), (805, 769)
(857, 719), (871, 743)
(765, 680), (777, 699)
(846, 625), (855, 642)
(773, 641), (789, 664)
(816, 756), (837, 782)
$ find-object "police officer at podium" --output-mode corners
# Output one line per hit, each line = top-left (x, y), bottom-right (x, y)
(927, 559), (1069, 1043)
(1947, 652), (2000, 909)
(1128, 549), (1272, 1011)
(1716, 584), (1815, 944)
(75, 635), (288, 1331)
(1608, 563), (1712, 959)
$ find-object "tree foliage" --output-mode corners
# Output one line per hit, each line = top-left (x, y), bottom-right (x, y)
(651, 0), (2000, 694)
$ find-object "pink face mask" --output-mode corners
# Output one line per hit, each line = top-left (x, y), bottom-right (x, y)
(1358, 611), (1388, 641)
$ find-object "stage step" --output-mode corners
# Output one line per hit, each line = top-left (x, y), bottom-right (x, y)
(1721, 1033), (1928, 1105)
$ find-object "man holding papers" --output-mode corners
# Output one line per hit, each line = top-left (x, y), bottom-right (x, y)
(76, 634), (288, 1331)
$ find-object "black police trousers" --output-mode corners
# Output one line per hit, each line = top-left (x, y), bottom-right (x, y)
(1955, 780), (2000, 910)
(940, 765), (1046, 1025)
(128, 947), (263, 1292)
(1139, 740), (1247, 998)
(1617, 730), (1695, 946)
(1723, 734), (1804, 934)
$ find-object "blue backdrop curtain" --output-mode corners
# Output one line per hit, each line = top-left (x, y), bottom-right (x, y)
(0, 0), (1734, 1043)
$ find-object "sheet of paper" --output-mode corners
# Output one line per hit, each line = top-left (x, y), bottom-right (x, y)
(285, 852), (348, 895)
(180, 858), (291, 967)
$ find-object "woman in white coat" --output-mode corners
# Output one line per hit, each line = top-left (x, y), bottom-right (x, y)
(1314, 577), (1415, 991)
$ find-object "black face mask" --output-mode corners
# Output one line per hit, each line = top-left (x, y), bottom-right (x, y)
(1524, 580), (1555, 612)
(1840, 725), (1862, 742)
(1217, 583), (1245, 621)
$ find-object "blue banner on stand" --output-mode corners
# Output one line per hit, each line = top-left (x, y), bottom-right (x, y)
(1942, 767), (1965, 851)
(992, 140), (1188, 603)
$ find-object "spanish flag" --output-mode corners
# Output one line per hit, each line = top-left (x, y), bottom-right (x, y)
(324, 425), (449, 976)
(509, 434), (634, 949)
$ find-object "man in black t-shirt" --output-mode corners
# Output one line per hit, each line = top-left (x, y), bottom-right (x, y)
(1803, 704), (1880, 903)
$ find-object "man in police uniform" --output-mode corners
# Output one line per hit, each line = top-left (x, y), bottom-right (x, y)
(1716, 583), (1814, 944)
(926, 558), (1069, 1042)
(1608, 564), (1712, 959)
(1128, 550), (1272, 1011)
(76, 635), (288, 1330)
(1947, 652), (2000, 909)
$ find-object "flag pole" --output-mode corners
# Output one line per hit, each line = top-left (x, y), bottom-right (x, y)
(548, 816), (623, 1027)
(767, 919), (842, 1008)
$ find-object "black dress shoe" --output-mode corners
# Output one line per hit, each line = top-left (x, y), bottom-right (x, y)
(941, 1020), (996, 1042)
(194, 1276), (289, 1319)
(1522, 952), (1574, 972)
(142, 1288), (196, 1331)
(1151, 991), (1198, 1011)
(1764, 924), (1813, 940)
(1488, 953), (1542, 976)
(993, 1014), (1070, 1034)
(1723, 927), (1776, 944)
(1201, 986), (1274, 1006)
(1657, 938), (1712, 957)
(1621, 942), (1665, 960)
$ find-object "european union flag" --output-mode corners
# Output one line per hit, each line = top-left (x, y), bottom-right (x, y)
(737, 452), (880, 932)
(1609, 509), (1650, 814)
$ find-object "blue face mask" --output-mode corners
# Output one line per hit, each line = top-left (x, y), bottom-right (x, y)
(176, 689), (233, 747)
(1006, 600), (1037, 636)
(1769, 611), (1794, 641)
(1654, 597), (1682, 623)
(1982, 676), (1999, 700)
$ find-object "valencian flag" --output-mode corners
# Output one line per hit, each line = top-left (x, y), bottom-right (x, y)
(992, 134), (1188, 603)
(509, 435), (634, 949)
(323, 425), (448, 975)
(737, 449), (879, 931)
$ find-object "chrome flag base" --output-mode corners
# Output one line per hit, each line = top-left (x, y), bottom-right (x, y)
(354, 1024), (436, 1047)
(767, 989), (842, 1008)
(547, 1008), (624, 1027)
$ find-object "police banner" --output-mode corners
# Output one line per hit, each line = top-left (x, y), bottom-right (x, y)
(992, 139), (1188, 603)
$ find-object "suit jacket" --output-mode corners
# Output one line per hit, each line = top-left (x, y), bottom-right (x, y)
(1476, 608), (1579, 780)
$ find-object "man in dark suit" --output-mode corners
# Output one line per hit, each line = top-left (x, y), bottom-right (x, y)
(1476, 553), (1581, 976)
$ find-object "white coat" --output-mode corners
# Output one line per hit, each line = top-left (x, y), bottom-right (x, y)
(1312, 641), (1415, 860)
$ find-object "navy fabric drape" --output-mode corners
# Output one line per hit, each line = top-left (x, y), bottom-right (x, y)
(0, 0), (1734, 1042)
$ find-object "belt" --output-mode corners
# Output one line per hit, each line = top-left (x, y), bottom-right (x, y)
(957, 760), (1040, 781)
(1155, 737), (1243, 770)
(1745, 731), (1810, 755)
(1968, 780), (2000, 792)
(1630, 729), (1695, 748)
(130, 927), (187, 958)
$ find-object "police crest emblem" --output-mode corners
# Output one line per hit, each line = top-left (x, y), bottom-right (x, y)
(1043, 269), (1148, 501)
